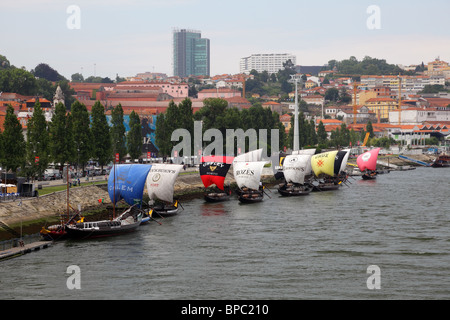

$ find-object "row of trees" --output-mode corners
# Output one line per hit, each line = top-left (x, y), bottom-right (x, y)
(155, 98), (287, 157)
(154, 98), (388, 157)
(0, 101), (142, 178)
(325, 56), (405, 76)
(0, 59), (76, 107)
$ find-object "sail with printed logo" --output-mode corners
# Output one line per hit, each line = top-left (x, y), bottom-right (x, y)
(310, 150), (345, 191)
(108, 164), (152, 206)
(357, 148), (380, 180)
(200, 155), (234, 202)
(233, 161), (267, 203)
(311, 150), (338, 177)
(278, 154), (313, 196)
(146, 163), (183, 217)
(64, 164), (150, 239)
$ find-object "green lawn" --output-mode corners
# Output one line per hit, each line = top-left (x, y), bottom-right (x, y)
(38, 181), (106, 196)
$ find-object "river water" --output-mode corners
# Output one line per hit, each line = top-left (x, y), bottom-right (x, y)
(0, 167), (448, 300)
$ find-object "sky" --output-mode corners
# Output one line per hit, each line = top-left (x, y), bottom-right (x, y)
(1, 0), (450, 80)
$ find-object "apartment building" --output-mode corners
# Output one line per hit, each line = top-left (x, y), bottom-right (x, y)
(360, 75), (445, 94)
(240, 53), (296, 74)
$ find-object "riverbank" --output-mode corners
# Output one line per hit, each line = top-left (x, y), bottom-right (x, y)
(0, 169), (276, 240)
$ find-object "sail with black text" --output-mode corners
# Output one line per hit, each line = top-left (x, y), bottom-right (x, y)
(233, 160), (267, 203)
(278, 154), (313, 196)
(200, 155), (234, 202)
(108, 164), (152, 206)
(310, 150), (348, 191)
(146, 163), (183, 217)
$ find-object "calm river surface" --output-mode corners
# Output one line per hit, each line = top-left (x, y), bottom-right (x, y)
(0, 167), (448, 300)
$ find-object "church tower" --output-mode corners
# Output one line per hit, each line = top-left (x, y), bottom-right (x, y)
(53, 85), (65, 107)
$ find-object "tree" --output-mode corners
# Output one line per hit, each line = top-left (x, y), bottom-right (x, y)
(339, 88), (352, 104)
(317, 121), (328, 145)
(91, 101), (112, 167)
(0, 54), (11, 69)
(127, 111), (142, 160)
(366, 121), (375, 139)
(26, 100), (50, 178)
(71, 73), (84, 82)
(1, 105), (26, 172)
(155, 112), (170, 157)
(32, 63), (65, 82)
(194, 98), (228, 132)
(71, 101), (92, 170)
(110, 104), (127, 162)
(49, 103), (73, 166)
(0, 68), (37, 96)
(325, 88), (339, 102)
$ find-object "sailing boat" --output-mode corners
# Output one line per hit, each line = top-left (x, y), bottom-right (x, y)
(233, 160), (267, 203)
(334, 148), (351, 183)
(278, 154), (313, 196)
(311, 149), (350, 191)
(146, 163), (183, 217)
(200, 155), (234, 202)
(357, 148), (381, 180)
(40, 165), (84, 241)
(65, 164), (149, 239)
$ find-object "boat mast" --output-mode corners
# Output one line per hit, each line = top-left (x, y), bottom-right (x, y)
(66, 163), (69, 217)
(113, 153), (116, 219)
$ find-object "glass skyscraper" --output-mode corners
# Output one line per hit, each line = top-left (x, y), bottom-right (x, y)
(173, 29), (210, 77)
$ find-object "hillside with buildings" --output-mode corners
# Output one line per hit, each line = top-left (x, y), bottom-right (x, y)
(1, 51), (450, 155)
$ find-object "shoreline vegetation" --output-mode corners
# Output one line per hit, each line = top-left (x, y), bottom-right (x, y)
(0, 154), (436, 241)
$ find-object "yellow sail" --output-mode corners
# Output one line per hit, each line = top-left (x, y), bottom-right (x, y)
(311, 151), (338, 177)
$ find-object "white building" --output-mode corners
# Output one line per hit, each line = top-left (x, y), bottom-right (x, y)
(389, 107), (450, 125)
(240, 53), (296, 74)
(360, 75), (446, 95)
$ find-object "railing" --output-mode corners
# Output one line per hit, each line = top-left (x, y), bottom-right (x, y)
(0, 233), (42, 252)
(0, 192), (36, 203)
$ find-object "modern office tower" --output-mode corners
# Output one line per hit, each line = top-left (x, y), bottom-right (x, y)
(240, 53), (297, 74)
(173, 28), (210, 77)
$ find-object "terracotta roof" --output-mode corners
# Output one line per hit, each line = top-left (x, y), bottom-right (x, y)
(366, 98), (397, 102)
(26, 98), (51, 103)
(316, 119), (343, 124)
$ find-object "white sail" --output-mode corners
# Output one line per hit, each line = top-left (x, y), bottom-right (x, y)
(283, 155), (311, 184)
(146, 164), (183, 203)
(339, 149), (351, 173)
(292, 149), (316, 156)
(233, 148), (263, 163)
(233, 161), (266, 190)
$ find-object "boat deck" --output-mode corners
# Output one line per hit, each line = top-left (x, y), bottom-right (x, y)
(0, 241), (53, 261)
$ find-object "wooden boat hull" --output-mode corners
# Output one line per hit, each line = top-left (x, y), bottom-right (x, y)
(151, 205), (179, 217)
(362, 173), (377, 180)
(40, 226), (69, 241)
(238, 191), (263, 203)
(278, 186), (312, 197)
(65, 206), (143, 240)
(312, 183), (341, 192)
(204, 192), (230, 203)
(65, 222), (141, 239)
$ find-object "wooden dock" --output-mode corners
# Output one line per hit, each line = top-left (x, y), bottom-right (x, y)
(0, 241), (53, 261)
